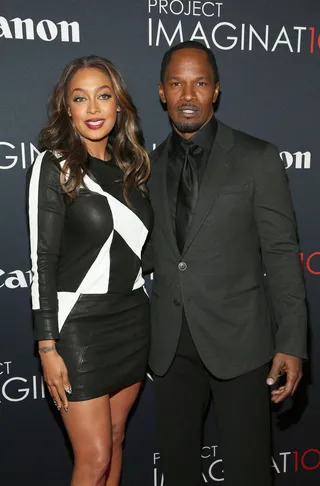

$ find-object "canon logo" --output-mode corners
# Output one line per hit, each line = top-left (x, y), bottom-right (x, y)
(0, 16), (80, 42)
(0, 269), (32, 289)
(280, 151), (311, 169)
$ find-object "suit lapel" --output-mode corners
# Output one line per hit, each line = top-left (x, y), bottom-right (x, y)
(149, 135), (180, 259)
(182, 122), (235, 255)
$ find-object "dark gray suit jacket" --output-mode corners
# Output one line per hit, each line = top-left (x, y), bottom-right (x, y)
(144, 121), (307, 379)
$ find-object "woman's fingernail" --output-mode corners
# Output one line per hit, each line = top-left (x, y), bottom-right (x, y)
(65, 386), (72, 395)
(64, 406), (68, 412)
(267, 378), (274, 386)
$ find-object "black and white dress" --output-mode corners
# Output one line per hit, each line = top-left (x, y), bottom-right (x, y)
(27, 151), (151, 401)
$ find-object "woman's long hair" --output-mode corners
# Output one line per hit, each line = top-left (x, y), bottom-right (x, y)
(39, 55), (150, 202)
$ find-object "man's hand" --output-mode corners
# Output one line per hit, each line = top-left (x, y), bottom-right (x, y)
(266, 353), (303, 404)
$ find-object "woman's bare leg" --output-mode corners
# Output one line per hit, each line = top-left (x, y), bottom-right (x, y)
(106, 382), (142, 486)
(61, 395), (112, 486)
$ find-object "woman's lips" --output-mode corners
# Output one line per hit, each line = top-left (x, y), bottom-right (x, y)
(84, 118), (105, 130)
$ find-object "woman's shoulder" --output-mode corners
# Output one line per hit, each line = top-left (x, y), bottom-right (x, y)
(27, 150), (66, 182)
(30, 149), (66, 169)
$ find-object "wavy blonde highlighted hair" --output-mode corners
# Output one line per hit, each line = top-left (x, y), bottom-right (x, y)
(39, 55), (150, 203)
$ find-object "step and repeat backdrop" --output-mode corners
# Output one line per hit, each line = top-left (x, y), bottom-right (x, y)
(0, 0), (319, 484)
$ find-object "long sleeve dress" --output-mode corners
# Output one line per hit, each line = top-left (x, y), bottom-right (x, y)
(27, 150), (151, 401)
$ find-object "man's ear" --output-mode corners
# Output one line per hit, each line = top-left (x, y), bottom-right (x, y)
(213, 83), (220, 104)
(159, 83), (166, 104)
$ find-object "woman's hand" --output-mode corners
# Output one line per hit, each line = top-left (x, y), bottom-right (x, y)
(38, 340), (72, 412)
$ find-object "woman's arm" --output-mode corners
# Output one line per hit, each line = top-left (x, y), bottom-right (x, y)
(27, 151), (71, 410)
(27, 151), (66, 340)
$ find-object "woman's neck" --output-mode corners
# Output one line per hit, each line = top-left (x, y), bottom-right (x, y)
(85, 139), (110, 161)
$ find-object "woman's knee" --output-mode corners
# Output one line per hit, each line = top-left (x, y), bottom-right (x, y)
(111, 421), (125, 449)
(93, 447), (112, 474)
(75, 444), (112, 478)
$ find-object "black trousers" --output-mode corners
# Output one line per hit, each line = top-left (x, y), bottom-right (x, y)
(153, 316), (272, 486)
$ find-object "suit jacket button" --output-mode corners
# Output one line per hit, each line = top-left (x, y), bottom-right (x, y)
(178, 262), (187, 271)
(173, 299), (181, 306)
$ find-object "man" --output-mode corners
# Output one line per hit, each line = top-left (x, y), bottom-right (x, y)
(144, 41), (307, 486)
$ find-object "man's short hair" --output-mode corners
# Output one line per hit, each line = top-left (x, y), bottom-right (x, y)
(160, 40), (220, 85)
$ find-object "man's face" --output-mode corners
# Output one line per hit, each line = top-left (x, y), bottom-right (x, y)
(159, 48), (220, 139)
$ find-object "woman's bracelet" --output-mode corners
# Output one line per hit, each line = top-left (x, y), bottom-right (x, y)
(38, 343), (56, 354)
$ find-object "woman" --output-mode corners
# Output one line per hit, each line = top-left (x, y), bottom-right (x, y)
(26, 56), (151, 486)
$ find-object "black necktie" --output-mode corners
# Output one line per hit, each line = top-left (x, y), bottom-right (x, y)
(175, 142), (201, 253)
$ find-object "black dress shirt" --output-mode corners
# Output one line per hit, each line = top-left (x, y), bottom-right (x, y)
(167, 116), (218, 230)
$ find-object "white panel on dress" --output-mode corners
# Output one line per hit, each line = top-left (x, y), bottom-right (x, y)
(77, 231), (114, 294)
(57, 292), (80, 332)
(28, 150), (47, 310)
(132, 267), (145, 290)
(57, 232), (114, 330)
(83, 175), (148, 257)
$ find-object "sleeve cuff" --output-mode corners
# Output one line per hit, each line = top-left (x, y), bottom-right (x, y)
(33, 311), (60, 341)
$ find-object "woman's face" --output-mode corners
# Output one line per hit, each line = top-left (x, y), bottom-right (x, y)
(67, 67), (120, 147)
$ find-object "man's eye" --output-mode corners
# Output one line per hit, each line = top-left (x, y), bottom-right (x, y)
(197, 82), (207, 86)
(171, 82), (180, 87)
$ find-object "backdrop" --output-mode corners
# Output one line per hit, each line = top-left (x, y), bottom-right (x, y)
(0, 1), (319, 484)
